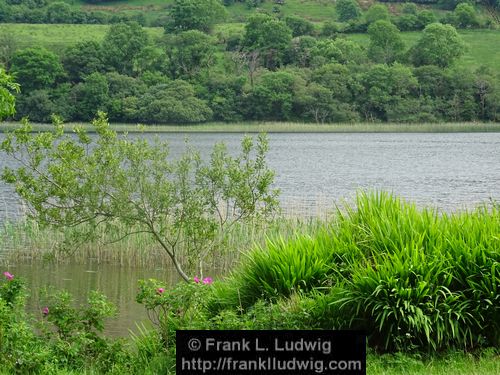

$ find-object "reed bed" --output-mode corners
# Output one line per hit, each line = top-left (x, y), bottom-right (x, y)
(2, 121), (500, 134)
(0, 210), (326, 271)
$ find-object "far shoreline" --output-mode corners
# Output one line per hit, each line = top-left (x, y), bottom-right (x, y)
(2, 121), (500, 133)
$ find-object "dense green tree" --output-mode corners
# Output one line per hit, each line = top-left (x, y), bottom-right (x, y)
(10, 47), (65, 91)
(200, 74), (246, 121)
(367, 20), (405, 64)
(414, 65), (450, 98)
(312, 39), (367, 66)
(336, 0), (362, 22)
(401, 3), (418, 15)
(133, 46), (168, 76)
(365, 4), (391, 24)
(321, 21), (340, 37)
(166, 30), (216, 78)
(358, 63), (418, 120)
(295, 82), (359, 123)
(105, 72), (147, 121)
(286, 36), (317, 67)
(62, 41), (103, 82)
(136, 80), (212, 123)
(71, 72), (109, 120)
(243, 14), (292, 70)
(311, 63), (358, 101)
(46, 1), (72, 23)
(50, 83), (74, 121)
(0, 67), (20, 119)
(246, 70), (297, 120)
(416, 10), (437, 29)
(165, 0), (227, 33)
(409, 23), (465, 67)
(395, 14), (418, 31)
(16, 89), (55, 122)
(101, 22), (148, 75)
(454, 3), (479, 28)
(441, 66), (477, 120)
(284, 15), (315, 37)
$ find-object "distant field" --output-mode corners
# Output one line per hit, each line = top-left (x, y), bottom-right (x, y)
(77, 0), (338, 22)
(347, 29), (500, 70)
(0, 23), (164, 53)
(1, 23), (498, 70)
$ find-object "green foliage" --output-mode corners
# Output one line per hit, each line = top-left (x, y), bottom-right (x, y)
(135, 80), (213, 123)
(71, 72), (110, 120)
(284, 15), (315, 37)
(365, 4), (391, 24)
(0, 272), (132, 373)
(336, 0), (362, 22)
(368, 20), (405, 63)
(39, 289), (130, 372)
(166, 30), (216, 78)
(62, 40), (103, 83)
(101, 22), (148, 76)
(454, 3), (479, 28)
(410, 23), (466, 67)
(358, 63), (418, 121)
(210, 231), (336, 311)
(136, 278), (213, 349)
(207, 191), (500, 352)
(1, 115), (279, 281)
(243, 14), (292, 69)
(246, 70), (297, 120)
(10, 47), (65, 91)
(0, 67), (20, 120)
(166, 0), (227, 33)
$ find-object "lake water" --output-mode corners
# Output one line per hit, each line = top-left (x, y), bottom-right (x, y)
(1, 132), (500, 336)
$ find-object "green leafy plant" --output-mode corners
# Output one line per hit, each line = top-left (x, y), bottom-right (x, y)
(39, 288), (131, 372)
(136, 277), (213, 349)
(0, 68), (20, 120)
(1, 113), (279, 281)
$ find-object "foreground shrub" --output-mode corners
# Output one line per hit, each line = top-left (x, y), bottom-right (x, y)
(208, 192), (500, 352)
(0, 273), (133, 373)
(329, 193), (500, 351)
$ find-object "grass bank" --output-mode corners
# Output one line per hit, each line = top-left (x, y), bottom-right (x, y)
(2, 121), (500, 133)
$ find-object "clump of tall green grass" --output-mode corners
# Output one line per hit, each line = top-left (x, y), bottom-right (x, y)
(212, 192), (500, 352)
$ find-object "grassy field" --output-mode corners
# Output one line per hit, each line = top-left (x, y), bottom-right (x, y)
(0, 23), (164, 53)
(3, 121), (500, 134)
(1, 23), (498, 70)
(76, 0), (339, 22)
(347, 29), (500, 70)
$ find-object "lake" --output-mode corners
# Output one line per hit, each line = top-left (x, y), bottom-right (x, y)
(1, 132), (500, 336)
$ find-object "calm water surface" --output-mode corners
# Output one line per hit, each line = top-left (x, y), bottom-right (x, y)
(1, 132), (499, 335)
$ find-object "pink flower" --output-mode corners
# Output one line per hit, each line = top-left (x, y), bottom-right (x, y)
(3, 272), (14, 281)
(193, 276), (200, 284)
(157, 288), (165, 294)
(202, 277), (213, 285)
(42, 307), (49, 316)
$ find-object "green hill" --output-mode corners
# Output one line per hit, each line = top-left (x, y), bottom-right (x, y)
(1, 23), (498, 70)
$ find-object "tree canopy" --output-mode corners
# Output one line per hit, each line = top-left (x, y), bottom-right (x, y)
(165, 0), (227, 33)
(0, 68), (20, 119)
(410, 23), (466, 67)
